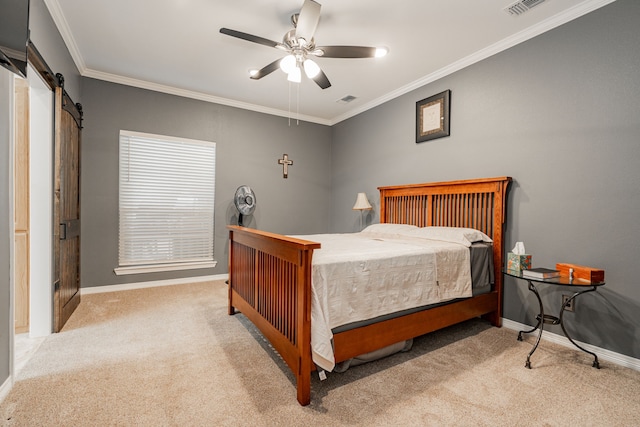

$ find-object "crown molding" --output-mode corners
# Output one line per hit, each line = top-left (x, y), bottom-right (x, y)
(44, 1), (329, 125)
(45, 0), (616, 127)
(328, 0), (618, 125)
(82, 68), (331, 126)
(43, 0), (87, 73)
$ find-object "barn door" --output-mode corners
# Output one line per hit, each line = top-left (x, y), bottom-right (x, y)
(53, 76), (83, 332)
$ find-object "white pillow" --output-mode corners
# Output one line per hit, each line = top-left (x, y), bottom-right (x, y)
(408, 226), (492, 247)
(361, 223), (419, 237)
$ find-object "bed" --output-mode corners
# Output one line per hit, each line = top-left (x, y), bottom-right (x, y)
(227, 176), (512, 405)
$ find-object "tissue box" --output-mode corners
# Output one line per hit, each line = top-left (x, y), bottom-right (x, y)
(507, 253), (532, 273)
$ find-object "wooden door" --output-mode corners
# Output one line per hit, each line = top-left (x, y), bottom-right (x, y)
(53, 84), (83, 332)
(14, 77), (29, 333)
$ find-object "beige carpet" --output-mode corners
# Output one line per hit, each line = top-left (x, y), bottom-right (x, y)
(1, 280), (639, 426)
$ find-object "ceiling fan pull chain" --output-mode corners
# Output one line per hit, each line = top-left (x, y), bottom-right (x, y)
(297, 81), (300, 125)
(288, 81), (292, 126)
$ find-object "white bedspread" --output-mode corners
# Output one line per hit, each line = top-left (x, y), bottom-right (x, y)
(294, 233), (472, 371)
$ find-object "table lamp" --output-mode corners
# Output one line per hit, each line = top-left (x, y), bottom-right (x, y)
(352, 192), (373, 230)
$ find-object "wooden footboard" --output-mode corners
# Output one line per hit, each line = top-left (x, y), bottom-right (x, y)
(228, 176), (511, 406)
(227, 226), (320, 405)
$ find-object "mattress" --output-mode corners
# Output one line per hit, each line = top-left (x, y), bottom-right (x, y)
(293, 228), (492, 371)
(333, 242), (494, 334)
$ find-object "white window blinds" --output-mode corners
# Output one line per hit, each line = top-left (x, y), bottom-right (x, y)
(117, 130), (216, 274)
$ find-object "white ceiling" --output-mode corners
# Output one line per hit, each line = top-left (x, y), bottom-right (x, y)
(46, 0), (614, 125)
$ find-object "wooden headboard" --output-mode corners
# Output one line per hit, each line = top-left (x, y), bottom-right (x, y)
(379, 176), (512, 305)
(378, 177), (511, 236)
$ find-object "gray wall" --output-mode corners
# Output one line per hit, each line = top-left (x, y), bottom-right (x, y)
(80, 78), (332, 287)
(331, 0), (640, 359)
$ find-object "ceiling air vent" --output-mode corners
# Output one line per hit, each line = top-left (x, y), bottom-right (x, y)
(504, 0), (547, 16)
(336, 95), (357, 104)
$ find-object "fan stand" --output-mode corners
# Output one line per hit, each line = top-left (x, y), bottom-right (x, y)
(234, 185), (256, 228)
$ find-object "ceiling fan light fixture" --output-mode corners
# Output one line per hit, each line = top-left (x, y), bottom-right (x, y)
(280, 54), (297, 74)
(220, 0), (381, 90)
(375, 47), (389, 58)
(287, 66), (302, 83)
(303, 59), (320, 78)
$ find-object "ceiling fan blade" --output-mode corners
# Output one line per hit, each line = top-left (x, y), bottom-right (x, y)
(250, 58), (282, 80)
(220, 28), (283, 49)
(314, 46), (377, 58)
(311, 68), (331, 89)
(295, 0), (321, 44)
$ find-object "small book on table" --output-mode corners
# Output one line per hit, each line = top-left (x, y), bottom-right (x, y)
(522, 267), (561, 279)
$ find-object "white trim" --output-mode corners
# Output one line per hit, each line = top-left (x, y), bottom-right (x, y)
(502, 318), (640, 371)
(114, 261), (217, 276)
(43, 0), (331, 125)
(27, 65), (54, 338)
(42, 0), (87, 73)
(81, 274), (228, 295)
(0, 376), (12, 405)
(119, 129), (215, 147)
(7, 73), (16, 394)
(83, 68), (332, 126)
(44, 0), (616, 126)
(330, 0), (618, 125)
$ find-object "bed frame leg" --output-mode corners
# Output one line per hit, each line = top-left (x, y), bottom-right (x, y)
(485, 310), (502, 327)
(227, 281), (236, 315)
(296, 370), (311, 406)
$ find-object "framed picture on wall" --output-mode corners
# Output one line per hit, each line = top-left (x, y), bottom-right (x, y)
(416, 90), (451, 143)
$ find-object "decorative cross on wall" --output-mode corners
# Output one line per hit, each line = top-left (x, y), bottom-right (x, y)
(278, 154), (293, 179)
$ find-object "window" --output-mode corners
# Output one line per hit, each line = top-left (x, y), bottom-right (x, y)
(115, 130), (216, 275)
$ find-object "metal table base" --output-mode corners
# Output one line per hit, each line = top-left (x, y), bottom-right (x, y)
(517, 279), (600, 369)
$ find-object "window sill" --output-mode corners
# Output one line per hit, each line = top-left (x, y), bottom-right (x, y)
(114, 260), (217, 276)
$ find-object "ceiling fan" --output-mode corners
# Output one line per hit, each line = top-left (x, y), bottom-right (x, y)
(220, 0), (387, 89)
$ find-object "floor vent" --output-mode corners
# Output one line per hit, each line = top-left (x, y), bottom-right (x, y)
(504, 0), (547, 16)
(336, 95), (357, 104)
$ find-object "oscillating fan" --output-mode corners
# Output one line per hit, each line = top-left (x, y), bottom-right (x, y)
(234, 185), (256, 226)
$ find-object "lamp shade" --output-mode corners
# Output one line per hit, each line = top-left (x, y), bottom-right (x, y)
(352, 192), (373, 211)
(375, 47), (389, 58)
(303, 58), (320, 78)
(279, 54), (296, 74)
(287, 66), (302, 83)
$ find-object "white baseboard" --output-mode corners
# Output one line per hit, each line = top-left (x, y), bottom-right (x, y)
(81, 274), (228, 295)
(0, 375), (12, 406)
(501, 318), (640, 371)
